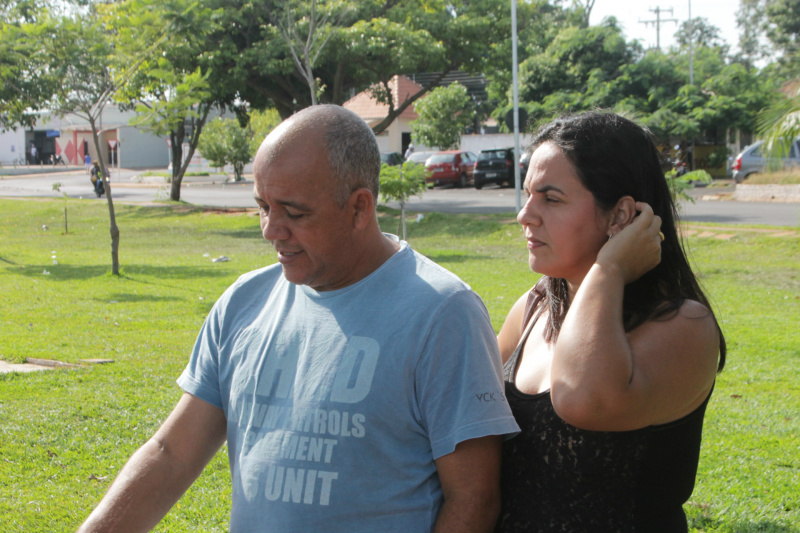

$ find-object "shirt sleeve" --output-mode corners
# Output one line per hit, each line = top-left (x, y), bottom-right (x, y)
(414, 289), (520, 460)
(177, 293), (227, 409)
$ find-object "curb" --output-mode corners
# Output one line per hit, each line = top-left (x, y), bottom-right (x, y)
(734, 184), (800, 202)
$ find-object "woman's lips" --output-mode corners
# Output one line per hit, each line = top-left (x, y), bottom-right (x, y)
(526, 236), (545, 250)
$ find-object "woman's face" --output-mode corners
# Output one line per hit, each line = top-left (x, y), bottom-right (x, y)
(517, 142), (611, 287)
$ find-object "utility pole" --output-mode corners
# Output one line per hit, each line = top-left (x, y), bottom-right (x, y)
(639, 6), (678, 51)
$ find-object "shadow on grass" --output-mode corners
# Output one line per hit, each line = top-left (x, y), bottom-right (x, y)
(114, 204), (205, 219)
(691, 518), (797, 533)
(377, 209), (509, 239)
(101, 292), (183, 303)
(13, 264), (235, 281)
(210, 229), (262, 240)
(689, 505), (798, 533)
(423, 253), (488, 265)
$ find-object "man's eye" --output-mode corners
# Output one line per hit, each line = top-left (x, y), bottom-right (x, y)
(286, 212), (304, 220)
(258, 206), (268, 216)
(545, 196), (560, 204)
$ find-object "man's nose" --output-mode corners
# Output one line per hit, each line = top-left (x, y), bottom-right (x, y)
(262, 214), (290, 242)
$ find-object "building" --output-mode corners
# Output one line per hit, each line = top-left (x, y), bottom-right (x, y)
(0, 106), (169, 169)
(344, 75), (429, 156)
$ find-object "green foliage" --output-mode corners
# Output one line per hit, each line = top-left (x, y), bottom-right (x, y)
(108, 0), (226, 200)
(665, 169), (712, 205)
(211, 0), (509, 128)
(756, 84), (800, 164)
(379, 161), (427, 239)
(247, 108), (282, 156)
(197, 117), (252, 181)
(129, 67), (211, 138)
(379, 162), (427, 206)
(411, 83), (474, 150)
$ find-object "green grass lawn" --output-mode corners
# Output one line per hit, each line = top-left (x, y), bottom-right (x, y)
(0, 198), (798, 532)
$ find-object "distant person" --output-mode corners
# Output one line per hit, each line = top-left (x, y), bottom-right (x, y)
(29, 143), (37, 165)
(77, 105), (518, 533)
(494, 111), (726, 533)
(85, 153), (91, 173)
(90, 162), (106, 197)
(404, 143), (414, 160)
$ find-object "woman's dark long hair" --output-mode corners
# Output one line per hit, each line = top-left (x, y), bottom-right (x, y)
(529, 111), (726, 371)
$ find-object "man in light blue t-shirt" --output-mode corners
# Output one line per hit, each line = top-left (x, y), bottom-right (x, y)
(78, 105), (519, 533)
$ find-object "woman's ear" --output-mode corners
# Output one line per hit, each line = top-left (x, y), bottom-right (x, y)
(608, 196), (637, 235)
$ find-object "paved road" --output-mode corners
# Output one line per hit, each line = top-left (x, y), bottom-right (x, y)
(1, 168), (798, 227)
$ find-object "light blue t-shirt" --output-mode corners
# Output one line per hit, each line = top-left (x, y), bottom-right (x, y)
(178, 239), (519, 532)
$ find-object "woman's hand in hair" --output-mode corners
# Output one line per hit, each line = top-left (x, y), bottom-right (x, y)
(597, 201), (663, 285)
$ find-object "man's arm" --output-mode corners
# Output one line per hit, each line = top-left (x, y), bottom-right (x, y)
(433, 435), (503, 533)
(77, 393), (227, 533)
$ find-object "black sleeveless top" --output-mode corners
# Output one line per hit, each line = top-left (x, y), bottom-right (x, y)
(495, 288), (711, 533)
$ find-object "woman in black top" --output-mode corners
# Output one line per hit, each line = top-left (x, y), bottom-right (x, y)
(495, 112), (726, 533)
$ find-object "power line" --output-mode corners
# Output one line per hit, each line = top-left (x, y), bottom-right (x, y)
(639, 6), (679, 51)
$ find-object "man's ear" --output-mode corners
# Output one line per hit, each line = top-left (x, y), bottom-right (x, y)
(350, 188), (375, 230)
(608, 195), (637, 235)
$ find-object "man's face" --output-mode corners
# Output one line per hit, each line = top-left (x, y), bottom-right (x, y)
(253, 129), (359, 292)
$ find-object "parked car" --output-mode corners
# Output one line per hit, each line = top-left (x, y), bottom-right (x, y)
(381, 152), (404, 166)
(406, 151), (435, 165)
(473, 147), (525, 189)
(425, 150), (477, 188)
(732, 139), (800, 183)
(520, 150), (531, 177)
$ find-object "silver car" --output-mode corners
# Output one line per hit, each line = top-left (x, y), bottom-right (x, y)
(732, 139), (800, 183)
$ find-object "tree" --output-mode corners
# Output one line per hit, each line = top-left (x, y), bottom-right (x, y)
(675, 17), (728, 51)
(109, 0), (229, 201)
(379, 161), (427, 240)
(516, 21), (632, 113)
(766, 0), (800, 75)
(570, 0), (596, 28)
(37, 8), (163, 275)
(411, 83), (474, 150)
(197, 117), (251, 181)
(212, 0), (510, 134)
(276, 0), (348, 106)
(248, 108), (282, 155)
(736, 0), (771, 68)
(0, 2), (59, 131)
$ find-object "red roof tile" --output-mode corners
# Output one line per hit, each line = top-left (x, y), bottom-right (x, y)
(344, 75), (423, 123)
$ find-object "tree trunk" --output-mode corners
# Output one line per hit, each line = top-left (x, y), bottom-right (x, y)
(169, 105), (212, 201)
(170, 123), (186, 201)
(90, 118), (120, 275)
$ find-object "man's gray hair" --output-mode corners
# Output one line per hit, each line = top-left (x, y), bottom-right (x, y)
(293, 105), (381, 207)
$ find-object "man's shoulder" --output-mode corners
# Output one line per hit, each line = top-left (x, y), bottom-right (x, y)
(405, 246), (471, 294)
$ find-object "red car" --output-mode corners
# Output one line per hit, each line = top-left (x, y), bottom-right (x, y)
(425, 150), (477, 188)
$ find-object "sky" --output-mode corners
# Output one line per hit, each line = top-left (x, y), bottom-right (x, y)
(588, 0), (741, 53)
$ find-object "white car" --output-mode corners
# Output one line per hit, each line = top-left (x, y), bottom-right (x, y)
(406, 151), (435, 165)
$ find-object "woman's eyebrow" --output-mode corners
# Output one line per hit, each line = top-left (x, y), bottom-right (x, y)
(533, 184), (566, 194)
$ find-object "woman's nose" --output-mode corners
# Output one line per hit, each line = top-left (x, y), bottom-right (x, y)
(517, 196), (540, 227)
